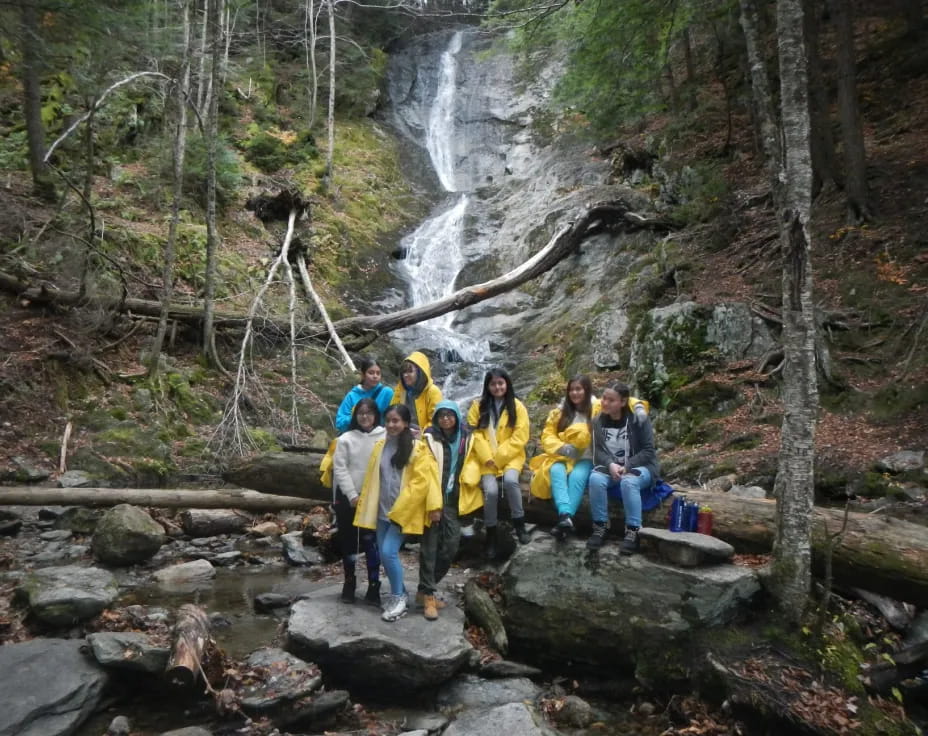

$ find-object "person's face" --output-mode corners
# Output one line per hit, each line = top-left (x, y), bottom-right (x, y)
(401, 362), (418, 386)
(568, 381), (587, 408)
(436, 409), (457, 434)
(385, 410), (408, 436)
(361, 364), (381, 389)
(601, 389), (626, 418)
(355, 405), (376, 431)
(488, 376), (507, 398)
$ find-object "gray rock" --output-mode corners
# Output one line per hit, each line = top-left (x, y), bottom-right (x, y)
(281, 531), (323, 566)
(401, 712), (450, 733)
(706, 303), (776, 361)
(0, 509), (22, 536)
(106, 714), (131, 735)
(160, 728), (214, 736)
(59, 470), (94, 488)
(637, 527), (735, 567)
(92, 504), (165, 565)
(464, 579), (507, 654)
(12, 455), (50, 482)
(153, 559), (216, 589)
(501, 538), (760, 684)
(399, 731), (429, 736)
(903, 610), (928, 648)
(554, 694), (593, 728)
(875, 450), (925, 474)
(0, 638), (109, 736)
(40, 529), (73, 541)
(211, 551), (243, 566)
(706, 474), (737, 493)
(87, 631), (171, 673)
(443, 702), (550, 736)
(591, 309), (629, 369)
(254, 592), (292, 612)
(54, 506), (102, 534)
(239, 647), (322, 712)
(275, 689), (350, 731)
(477, 659), (543, 679)
(728, 484), (768, 499)
(18, 564), (118, 626)
(287, 584), (473, 693)
(437, 674), (540, 709)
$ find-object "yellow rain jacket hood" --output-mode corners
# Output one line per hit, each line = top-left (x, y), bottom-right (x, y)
(529, 399), (601, 500)
(390, 351), (443, 430)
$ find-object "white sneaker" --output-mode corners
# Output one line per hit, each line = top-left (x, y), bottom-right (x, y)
(381, 593), (408, 622)
(460, 523), (475, 538)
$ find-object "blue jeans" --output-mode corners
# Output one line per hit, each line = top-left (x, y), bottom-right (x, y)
(550, 459), (593, 516)
(588, 467), (652, 528)
(376, 519), (405, 596)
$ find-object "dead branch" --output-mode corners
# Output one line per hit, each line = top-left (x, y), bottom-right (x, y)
(296, 252), (354, 370)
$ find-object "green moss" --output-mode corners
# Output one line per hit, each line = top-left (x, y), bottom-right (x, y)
(247, 428), (283, 452)
(870, 382), (928, 421)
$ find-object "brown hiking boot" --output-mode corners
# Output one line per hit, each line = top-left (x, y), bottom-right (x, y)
(415, 591), (446, 610)
(423, 594), (439, 621)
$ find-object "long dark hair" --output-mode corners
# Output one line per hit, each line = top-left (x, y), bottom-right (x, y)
(358, 356), (381, 379)
(605, 381), (631, 417)
(348, 398), (380, 432)
(384, 404), (414, 470)
(477, 368), (517, 429)
(557, 374), (593, 432)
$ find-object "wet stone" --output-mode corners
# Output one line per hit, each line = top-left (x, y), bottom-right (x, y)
(87, 632), (171, 674)
(40, 529), (73, 541)
(239, 647), (322, 713)
(443, 702), (547, 736)
(436, 674), (540, 709)
(254, 592), (292, 612)
(638, 527), (734, 568)
(477, 659), (543, 679)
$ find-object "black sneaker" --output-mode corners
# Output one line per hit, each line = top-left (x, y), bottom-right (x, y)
(586, 521), (608, 550)
(551, 513), (573, 540)
(620, 526), (640, 556)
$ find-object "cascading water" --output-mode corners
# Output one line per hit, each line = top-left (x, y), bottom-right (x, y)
(395, 30), (490, 395)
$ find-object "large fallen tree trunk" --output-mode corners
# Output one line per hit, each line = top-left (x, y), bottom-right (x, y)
(521, 488), (928, 608)
(0, 486), (328, 511)
(0, 199), (670, 347)
(166, 603), (211, 688)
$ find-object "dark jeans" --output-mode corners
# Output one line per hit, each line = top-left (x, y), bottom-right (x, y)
(417, 493), (461, 594)
(334, 492), (379, 581)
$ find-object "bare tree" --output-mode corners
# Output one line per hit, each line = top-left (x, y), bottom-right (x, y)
(738, 0), (781, 178)
(304, 0), (319, 127)
(202, 0), (222, 364)
(325, 0), (337, 186)
(18, 0), (55, 201)
(805, 0), (838, 193)
(771, 0), (818, 621)
(151, 0), (193, 376)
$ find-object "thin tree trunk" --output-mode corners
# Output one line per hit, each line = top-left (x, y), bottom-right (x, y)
(304, 0), (319, 128)
(78, 101), (97, 297)
(202, 0), (221, 362)
(772, 0), (818, 621)
(831, 0), (871, 222)
(19, 0), (55, 201)
(804, 0), (839, 194)
(739, 0), (782, 181)
(325, 0), (336, 185)
(151, 0), (192, 376)
(196, 0), (209, 117)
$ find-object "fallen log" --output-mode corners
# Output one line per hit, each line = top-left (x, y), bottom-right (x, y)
(517, 488), (928, 608)
(166, 603), (211, 688)
(179, 508), (252, 537)
(0, 487), (329, 511)
(223, 451), (325, 497)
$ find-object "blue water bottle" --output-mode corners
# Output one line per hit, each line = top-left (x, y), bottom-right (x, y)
(686, 502), (700, 532)
(669, 496), (685, 532)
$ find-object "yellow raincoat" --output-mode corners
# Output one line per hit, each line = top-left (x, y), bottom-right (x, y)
(529, 399), (602, 500)
(466, 398), (531, 475)
(389, 351), (443, 429)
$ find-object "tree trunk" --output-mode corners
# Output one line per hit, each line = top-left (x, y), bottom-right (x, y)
(166, 603), (211, 688)
(831, 0), (871, 223)
(772, 0), (818, 621)
(325, 0), (336, 185)
(201, 0), (221, 362)
(899, 0), (924, 39)
(0, 484), (328, 511)
(804, 0), (839, 194)
(304, 0), (318, 128)
(150, 0), (192, 376)
(19, 0), (55, 201)
(195, 0), (209, 117)
(179, 508), (251, 536)
(739, 0), (782, 180)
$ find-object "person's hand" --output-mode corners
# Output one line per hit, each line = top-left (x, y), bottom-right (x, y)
(486, 459), (498, 471)
(609, 463), (624, 481)
(558, 444), (578, 459)
(428, 509), (442, 523)
(410, 426), (421, 439)
(349, 496), (359, 508)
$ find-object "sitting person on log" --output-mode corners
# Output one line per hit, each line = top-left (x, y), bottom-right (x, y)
(332, 399), (386, 604)
(466, 367), (532, 559)
(390, 351), (443, 437)
(529, 374), (600, 540)
(588, 382), (659, 554)
(354, 404), (419, 622)
(414, 400), (483, 621)
(334, 356), (395, 434)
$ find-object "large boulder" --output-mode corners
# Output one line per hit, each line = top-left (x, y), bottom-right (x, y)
(91, 504), (165, 565)
(500, 537), (760, 686)
(286, 585), (473, 694)
(0, 638), (109, 736)
(17, 564), (118, 626)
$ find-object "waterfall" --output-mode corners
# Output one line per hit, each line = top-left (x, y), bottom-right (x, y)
(396, 30), (490, 391)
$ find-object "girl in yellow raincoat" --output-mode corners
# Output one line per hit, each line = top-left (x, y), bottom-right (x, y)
(390, 351), (443, 434)
(529, 374), (600, 539)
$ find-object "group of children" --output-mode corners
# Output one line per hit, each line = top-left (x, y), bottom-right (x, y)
(325, 351), (659, 623)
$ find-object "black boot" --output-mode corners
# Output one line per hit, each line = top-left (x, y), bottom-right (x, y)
(484, 525), (498, 561)
(341, 573), (356, 603)
(364, 579), (381, 606)
(513, 518), (531, 545)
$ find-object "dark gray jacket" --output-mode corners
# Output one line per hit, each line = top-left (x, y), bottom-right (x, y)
(591, 410), (659, 483)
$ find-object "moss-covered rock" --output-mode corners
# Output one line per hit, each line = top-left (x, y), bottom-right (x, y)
(91, 504), (165, 565)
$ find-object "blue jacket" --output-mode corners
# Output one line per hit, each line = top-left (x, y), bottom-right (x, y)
(334, 383), (395, 434)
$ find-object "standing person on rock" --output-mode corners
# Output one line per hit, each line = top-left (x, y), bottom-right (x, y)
(334, 357), (395, 434)
(466, 368), (532, 559)
(332, 398), (385, 604)
(415, 400), (483, 620)
(354, 404), (419, 622)
(588, 382), (658, 554)
(529, 374), (600, 540)
(390, 351), (443, 436)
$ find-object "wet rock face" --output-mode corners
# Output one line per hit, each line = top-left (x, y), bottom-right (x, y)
(0, 638), (109, 736)
(286, 584), (473, 694)
(500, 537), (760, 684)
(17, 564), (119, 626)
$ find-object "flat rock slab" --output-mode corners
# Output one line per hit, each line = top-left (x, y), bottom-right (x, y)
(286, 584), (473, 694)
(437, 674), (540, 709)
(239, 647), (322, 712)
(638, 527), (734, 567)
(17, 564), (118, 626)
(87, 631), (170, 673)
(443, 702), (551, 736)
